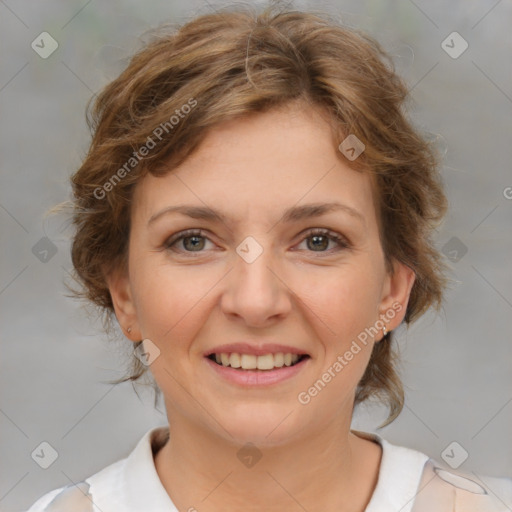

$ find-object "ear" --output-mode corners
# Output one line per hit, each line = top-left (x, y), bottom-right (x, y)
(377, 258), (416, 335)
(105, 267), (142, 342)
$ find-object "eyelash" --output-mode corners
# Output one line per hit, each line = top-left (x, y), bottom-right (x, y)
(163, 228), (350, 255)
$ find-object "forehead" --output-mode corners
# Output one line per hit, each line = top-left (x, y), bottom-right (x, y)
(132, 105), (379, 230)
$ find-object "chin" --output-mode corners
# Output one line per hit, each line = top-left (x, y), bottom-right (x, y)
(216, 403), (305, 447)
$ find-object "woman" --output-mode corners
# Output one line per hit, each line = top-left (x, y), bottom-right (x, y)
(27, 4), (511, 511)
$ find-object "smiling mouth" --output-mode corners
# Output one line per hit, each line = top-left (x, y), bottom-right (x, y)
(207, 352), (310, 371)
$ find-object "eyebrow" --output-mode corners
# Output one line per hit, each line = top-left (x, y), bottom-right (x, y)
(147, 202), (366, 228)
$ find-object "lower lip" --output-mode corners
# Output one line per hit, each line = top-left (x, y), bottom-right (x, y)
(204, 356), (310, 386)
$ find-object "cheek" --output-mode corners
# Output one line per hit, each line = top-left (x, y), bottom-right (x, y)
(296, 267), (380, 410)
(130, 255), (221, 343)
(297, 261), (383, 341)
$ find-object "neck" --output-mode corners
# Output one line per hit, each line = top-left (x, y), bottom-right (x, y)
(154, 410), (382, 512)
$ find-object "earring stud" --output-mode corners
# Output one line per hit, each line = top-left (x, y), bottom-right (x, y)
(382, 325), (387, 338)
(127, 327), (132, 333)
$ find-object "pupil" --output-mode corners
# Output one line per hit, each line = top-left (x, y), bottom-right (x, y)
(309, 235), (327, 251)
(185, 236), (204, 251)
(184, 235), (327, 252)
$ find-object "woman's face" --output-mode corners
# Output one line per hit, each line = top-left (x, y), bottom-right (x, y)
(109, 104), (415, 446)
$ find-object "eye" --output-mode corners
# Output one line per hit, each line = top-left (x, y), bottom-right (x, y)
(164, 229), (214, 253)
(296, 228), (350, 253)
(163, 228), (350, 255)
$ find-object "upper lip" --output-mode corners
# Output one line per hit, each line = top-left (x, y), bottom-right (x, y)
(204, 342), (310, 357)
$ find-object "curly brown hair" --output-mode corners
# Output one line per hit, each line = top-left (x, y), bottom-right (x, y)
(63, 2), (448, 427)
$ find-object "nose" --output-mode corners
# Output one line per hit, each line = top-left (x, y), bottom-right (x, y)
(220, 237), (292, 327)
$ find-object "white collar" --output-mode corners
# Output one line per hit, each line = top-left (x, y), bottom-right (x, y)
(86, 426), (428, 512)
(352, 430), (429, 512)
(122, 427), (176, 510)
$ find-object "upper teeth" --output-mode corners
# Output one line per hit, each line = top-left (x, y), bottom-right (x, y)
(214, 352), (301, 370)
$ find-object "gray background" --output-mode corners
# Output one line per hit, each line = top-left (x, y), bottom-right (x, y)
(1, 0), (511, 510)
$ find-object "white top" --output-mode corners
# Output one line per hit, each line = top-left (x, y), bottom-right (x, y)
(26, 426), (512, 512)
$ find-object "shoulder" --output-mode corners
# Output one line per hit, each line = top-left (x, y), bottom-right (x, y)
(356, 430), (512, 512)
(411, 458), (512, 512)
(25, 458), (125, 512)
(25, 426), (169, 512)
(25, 442), (135, 511)
(25, 481), (94, 512)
